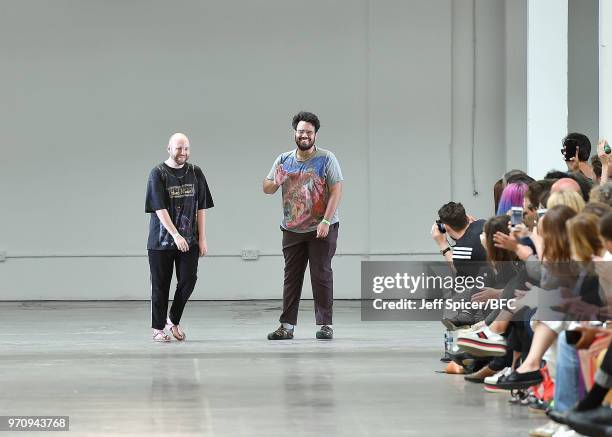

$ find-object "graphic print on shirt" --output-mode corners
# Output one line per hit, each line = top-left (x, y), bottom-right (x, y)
(168, 184), (195, 198)
(282, 157), (328, 231)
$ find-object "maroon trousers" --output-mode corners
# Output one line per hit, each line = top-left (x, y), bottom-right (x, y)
(279, 223), (339, 326)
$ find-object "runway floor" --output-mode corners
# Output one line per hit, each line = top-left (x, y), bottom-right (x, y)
(0, 301), (547, 436)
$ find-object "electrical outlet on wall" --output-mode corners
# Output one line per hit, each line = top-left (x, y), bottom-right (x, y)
(241, 249), (259, 260)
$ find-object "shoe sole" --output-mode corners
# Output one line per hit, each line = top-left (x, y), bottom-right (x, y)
(496, 379), (542, 390)
(267, 335), (293, 340)
(527, 406), (547, 414)
(484, 384), (508, 393)
(464, 376), (485, 383)
(456, 338), (507, 357)
(567, 422), (611, 437)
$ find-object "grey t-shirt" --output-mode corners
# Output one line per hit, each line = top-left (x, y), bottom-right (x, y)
(266, 147), (343, 233)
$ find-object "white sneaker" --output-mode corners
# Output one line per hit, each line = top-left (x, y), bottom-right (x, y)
(484, 367), (512, 393)
(551, 426), (578, 437)
(529, 420), (564, 437)
(457, 325), (507, 357)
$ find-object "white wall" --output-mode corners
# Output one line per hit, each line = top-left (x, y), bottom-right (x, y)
(527, 0), (568, 180)
(1, 1), (508, 299)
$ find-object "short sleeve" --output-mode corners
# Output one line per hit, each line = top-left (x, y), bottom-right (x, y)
(195, 167), (214, 210)
(325, 152), (344, 186)
(266, 154), (284, 181)
(145, 167), (168, 213)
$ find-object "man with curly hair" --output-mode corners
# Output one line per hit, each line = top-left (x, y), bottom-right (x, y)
(263, 111), (343, 340)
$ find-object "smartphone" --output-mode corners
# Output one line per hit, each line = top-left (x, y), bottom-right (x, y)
(510, 207), (523, 227)
(436, 220), (446, 234)
(562, 138), (578, 161)
(537, 208), (547, 221)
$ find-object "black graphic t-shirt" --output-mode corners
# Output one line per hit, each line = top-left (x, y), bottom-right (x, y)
(451, 219), (487, 279)
(145, 163), (214, 250)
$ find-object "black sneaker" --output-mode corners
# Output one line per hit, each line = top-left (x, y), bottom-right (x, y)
(496, 369), (543, 390)
(316, 325), (333, 340)
(566, 406), (612, 437)
(267, 325), (294, 340)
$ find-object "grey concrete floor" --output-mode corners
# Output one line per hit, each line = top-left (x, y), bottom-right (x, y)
(0, 301), (548, 436)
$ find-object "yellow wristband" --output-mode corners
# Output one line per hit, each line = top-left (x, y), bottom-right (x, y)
(321, 219), (331, 225)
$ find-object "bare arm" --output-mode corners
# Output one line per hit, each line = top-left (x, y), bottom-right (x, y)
(263, 179), (280, 194)
(197, 209), (207, 256)
(316, 182), (343, 238)
(155, 209), (189, 252)
(598, 139), (610, 185)
(431, 223), (456, 273)
(323, 182), (342, 222)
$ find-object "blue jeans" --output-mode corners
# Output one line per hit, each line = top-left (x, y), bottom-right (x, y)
(553, 331), (581, 412)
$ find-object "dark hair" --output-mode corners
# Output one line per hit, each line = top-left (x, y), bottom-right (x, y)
(544, 170), (591, 201)
(583, 202), (612, 218)
(493, 179), (503, 214)
(600, 212), (612, 241)
(484, 215), (517, 265)
(504, 169), (534, 186)
(591, 155), (602, 179)
(438, 202), (469, 230)
(526, 179), (555, 209)
(292, 111), (320, 132)
(545, 170), (570, 180)
(563, 132), (591, 162)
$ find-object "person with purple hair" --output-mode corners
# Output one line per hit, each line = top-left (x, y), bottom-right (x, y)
(496, 182), (528, 216)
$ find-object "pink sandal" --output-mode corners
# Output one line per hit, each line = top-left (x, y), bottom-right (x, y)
(165, 318), (186, 341)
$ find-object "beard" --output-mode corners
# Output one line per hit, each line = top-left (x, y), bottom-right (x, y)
(172, 154), (189, 165)
(295, 136), (314, 151)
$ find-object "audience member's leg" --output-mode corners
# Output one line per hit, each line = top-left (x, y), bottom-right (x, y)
(553, 331), (582, 412)
(515, 322), (558, 373)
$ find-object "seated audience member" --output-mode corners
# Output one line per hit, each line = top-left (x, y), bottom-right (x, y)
(431, 202), (486, 328)
(590, 182), (612, 207)
(546, 170), (592, 201)
(496, 182), (528, 217)
(503, 169), (534, 186)
(498, 206), (604, 392)
(547, 190), (586, 213)
(457, 216), (527, 373)
(544, 212), (612, 435)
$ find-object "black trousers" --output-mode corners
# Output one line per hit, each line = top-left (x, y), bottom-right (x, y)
(279, 223), (338, 326)
(148, 247), (199, 330)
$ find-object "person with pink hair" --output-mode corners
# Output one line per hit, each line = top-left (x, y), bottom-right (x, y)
(496, 182), (528, 216)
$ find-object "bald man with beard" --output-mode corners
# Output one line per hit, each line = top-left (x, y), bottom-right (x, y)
(145, 133), (214, 342)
